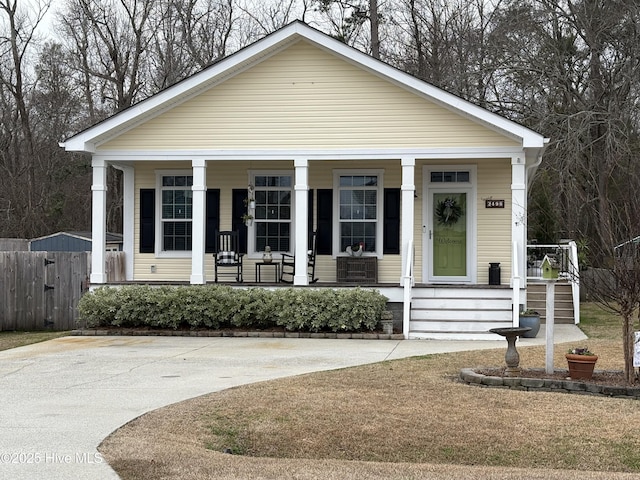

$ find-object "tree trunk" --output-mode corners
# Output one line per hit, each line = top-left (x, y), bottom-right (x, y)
(370, 0), (379, 58)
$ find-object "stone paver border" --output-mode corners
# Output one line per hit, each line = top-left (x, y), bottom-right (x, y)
(460, 368), (640, 399)
(71, 329), (405, 340)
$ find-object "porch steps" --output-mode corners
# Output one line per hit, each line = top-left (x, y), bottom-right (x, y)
(409, 287), (513, 340)
(526, 282), (575, 324)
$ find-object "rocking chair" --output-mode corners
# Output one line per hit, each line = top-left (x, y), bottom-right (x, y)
(213, 230), (244, 282)
(280, 231), (318, 283)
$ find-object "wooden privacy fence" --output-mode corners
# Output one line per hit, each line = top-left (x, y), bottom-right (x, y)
(0, 251), (125, 331)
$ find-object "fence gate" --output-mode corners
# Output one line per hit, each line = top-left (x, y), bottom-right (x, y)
(0, 252), (90, 331)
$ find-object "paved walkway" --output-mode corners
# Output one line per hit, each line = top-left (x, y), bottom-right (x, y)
(0, 326), (586, 480)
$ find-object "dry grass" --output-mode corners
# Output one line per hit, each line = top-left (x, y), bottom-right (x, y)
(100, 304), (640, 479)
(0, 331), (69, 352)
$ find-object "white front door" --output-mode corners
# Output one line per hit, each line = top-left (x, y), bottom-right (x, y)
(423, 167), (476, 283)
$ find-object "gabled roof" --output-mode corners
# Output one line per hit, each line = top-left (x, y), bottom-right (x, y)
(30, 231), (124, 243)
(62, 21), (546, 153)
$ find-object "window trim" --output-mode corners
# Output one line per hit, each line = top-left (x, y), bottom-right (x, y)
(155, 170), (193, 258)
(332, 169), (384, 259)
(247, 170), (294, 258)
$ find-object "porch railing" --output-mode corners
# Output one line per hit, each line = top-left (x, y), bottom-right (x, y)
(526, 241), (580, 324)
(512, 241), (521, 327)
(402, 239), (414, 339)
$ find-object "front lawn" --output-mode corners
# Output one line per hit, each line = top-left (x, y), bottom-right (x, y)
(0, 331), (69, 352)
(99, 303), (640, 479)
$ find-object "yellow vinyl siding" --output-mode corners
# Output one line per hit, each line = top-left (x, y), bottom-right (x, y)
(100, 41), (519, 151)
(477, 159), (512, 283)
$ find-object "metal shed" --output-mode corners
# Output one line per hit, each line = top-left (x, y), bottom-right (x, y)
(29, 231), (123, 252)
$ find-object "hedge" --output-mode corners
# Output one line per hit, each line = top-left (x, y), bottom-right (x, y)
(77, 285), (389, 333)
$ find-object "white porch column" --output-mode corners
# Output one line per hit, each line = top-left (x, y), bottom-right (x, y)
(114, 164), (134, 281)
(90, 158), (107, 284)
(400, 157), (416, 284)
(190, 158), (207, 284)
(511, 155), (527, 308)
(293, 158), (309, 285)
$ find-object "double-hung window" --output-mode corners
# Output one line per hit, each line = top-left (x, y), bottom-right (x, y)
(159, 173), (193, 252)
(252, 173), (293, 253)
(335, 171), (383, 255)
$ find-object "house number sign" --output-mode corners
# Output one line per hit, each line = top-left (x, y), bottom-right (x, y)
(485, 199), (505, 208)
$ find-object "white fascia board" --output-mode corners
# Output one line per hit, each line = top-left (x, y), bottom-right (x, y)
(91, 146), (529, 163)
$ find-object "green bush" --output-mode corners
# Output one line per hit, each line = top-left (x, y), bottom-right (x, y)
(77, 285), (388, 332)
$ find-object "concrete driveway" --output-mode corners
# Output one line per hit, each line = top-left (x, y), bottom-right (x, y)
(0, 327), (586, 479)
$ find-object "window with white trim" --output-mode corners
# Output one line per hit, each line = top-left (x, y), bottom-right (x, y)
(335, 171), (383, 254)
(252, 173), (292, 253)
(430, 171), (470, 183)
(160, 174), (193, 251)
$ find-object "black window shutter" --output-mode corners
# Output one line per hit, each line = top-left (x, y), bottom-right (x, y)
(232, 189), (247, 254)
(317, 189), (332, 255)
(205, 189), (220, 253)
(140, 189), (155, 253)
(383, 188), (401, 254)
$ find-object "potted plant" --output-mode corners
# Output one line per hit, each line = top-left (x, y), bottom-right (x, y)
(242, 213), (254, 226)
(380, 311), (394, 334)
(519, 309), (540, 338)
(565, 347), (598, 379)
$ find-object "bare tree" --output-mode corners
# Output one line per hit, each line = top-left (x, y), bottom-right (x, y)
(58, 0), (159, 233)
(312, 0), (370, 47)
(582, 191), (640, 384)
(59, 0), (156, 112)
(387, 0), (502, 107)
(236, 0), (307, 45)
(0, 0), (53, 237)
(173, 0), (234, 69)
(147, 0), (231, 90)
(492, 1), (640, 255)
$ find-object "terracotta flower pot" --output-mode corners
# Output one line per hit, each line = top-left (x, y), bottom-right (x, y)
(565, 353), (598, 380)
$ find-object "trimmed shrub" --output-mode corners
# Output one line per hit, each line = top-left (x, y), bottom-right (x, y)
(77, 285), (388, 332)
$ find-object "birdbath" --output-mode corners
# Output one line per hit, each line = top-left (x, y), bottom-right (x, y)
(489, 327), (531, 376)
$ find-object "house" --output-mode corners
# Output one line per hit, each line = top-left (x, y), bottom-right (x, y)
(29, 231), (123, 252)
(61, 22), (547, 339)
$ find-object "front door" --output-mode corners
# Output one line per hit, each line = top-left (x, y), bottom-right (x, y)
(424, 168), (475, 283)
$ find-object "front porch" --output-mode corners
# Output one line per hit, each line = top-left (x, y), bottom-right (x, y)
(99, 240), (579, 341)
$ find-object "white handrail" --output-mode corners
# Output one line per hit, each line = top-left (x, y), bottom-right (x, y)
(402, 239), (414, 339)
(568, 240), (580, 324)
(512, 240), (521, 327)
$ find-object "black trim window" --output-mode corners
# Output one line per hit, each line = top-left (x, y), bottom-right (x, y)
(338, 175), (378, 252)
(430, 171), (470, 183)
(254, 174), (292, 252)
(161, 175), (193, 251)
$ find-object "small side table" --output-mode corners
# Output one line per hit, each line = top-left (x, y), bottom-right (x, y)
(255, 262), (280, 282)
